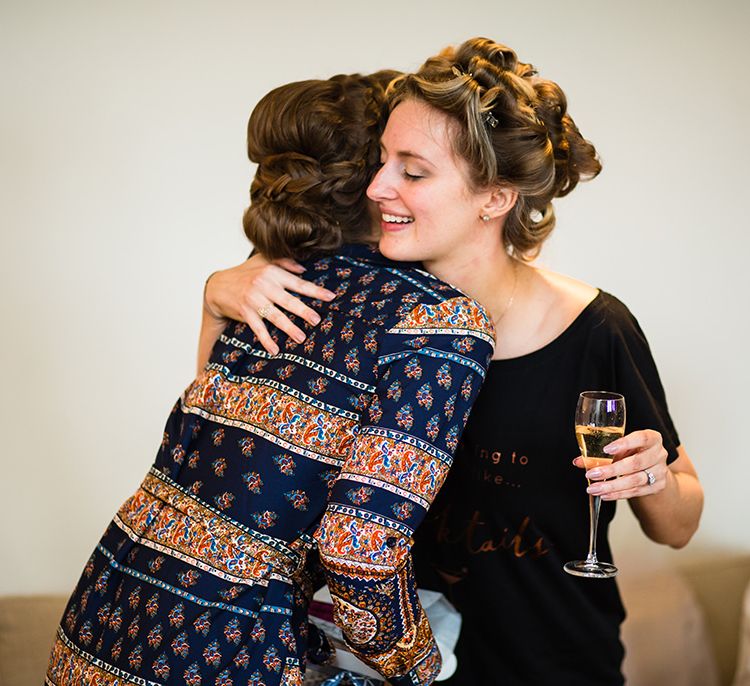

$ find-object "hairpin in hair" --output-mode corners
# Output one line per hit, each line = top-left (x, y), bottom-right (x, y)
(452, 65), (473, 79)
(530, 110), (546, 132)
(484, 111), (498, 129)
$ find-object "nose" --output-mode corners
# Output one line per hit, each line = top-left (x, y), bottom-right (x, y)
(366, 164), (395, 203)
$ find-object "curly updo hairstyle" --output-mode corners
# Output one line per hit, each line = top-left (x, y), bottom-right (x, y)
(388, 38), (601, 259)
(243, 71), (398, 260)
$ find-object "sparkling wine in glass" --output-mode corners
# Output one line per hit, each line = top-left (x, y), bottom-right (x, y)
(564, 391), (625, 579)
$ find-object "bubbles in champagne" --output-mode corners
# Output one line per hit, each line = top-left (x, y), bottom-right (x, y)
(575, 425), (624, 470)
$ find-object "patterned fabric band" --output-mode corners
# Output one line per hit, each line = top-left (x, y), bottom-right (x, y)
(319, 671), (384, 686)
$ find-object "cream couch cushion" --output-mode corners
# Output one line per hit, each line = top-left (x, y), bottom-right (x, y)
(0, 595), (66, 686)
(733, 578), (750, 686)
(620, 570), (719, 686)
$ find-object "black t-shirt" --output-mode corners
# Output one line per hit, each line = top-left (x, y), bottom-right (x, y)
(413, 291), (680, 686)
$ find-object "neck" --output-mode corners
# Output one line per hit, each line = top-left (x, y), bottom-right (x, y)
(424, 245), (517, 323)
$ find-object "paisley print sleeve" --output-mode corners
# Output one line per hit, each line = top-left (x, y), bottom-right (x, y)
(314, 296), (494, 685)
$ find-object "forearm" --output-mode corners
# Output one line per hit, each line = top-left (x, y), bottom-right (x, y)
(584, 437), (704, 549)
(196, 305), (227, 373)
(630, 467), (704, 548)
(316, 514), (441, 684)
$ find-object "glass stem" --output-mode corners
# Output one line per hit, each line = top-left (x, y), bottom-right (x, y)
(585, 494), (601, 566)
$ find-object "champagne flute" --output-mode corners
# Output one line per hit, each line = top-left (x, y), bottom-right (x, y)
(564, 391), (625, 579)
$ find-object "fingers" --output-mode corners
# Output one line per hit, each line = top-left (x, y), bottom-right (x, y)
(273, 286), (325, 327)
(601, 429), (659, 458)
(273, 257), (307, 275)
(253, 266), (334, 328)
(586, 466), (665, 500)
(243, 310), (279, 356)
(279, 271), (336, 303)
(572, 429), (668, 501)
(255, 302), (307, 345)
(206, 257), (335, 353)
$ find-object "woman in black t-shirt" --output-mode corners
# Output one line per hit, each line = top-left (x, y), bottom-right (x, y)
(200, 38), (704, 686)
(409, 289), (686, 686)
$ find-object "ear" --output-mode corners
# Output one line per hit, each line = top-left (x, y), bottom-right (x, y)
(480, 186), (518, 220)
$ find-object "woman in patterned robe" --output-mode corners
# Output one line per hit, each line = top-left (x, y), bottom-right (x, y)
(47, 70), (504, 686)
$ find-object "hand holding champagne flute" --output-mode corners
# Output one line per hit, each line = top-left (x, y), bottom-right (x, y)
(564, 391), (625, 579)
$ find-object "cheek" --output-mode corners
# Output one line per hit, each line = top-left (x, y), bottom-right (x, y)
(400, 175), (472, 228)
(402, 185), (435, 217)
(366, 200), (379, 223)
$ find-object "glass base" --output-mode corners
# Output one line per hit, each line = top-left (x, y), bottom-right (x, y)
(563, 560), (618, 579)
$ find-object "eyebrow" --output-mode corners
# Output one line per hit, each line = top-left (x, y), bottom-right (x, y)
(401, 150), (434, 165)
(380, 143), (436, 168)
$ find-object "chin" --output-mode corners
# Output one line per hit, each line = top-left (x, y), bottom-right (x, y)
(378, 234), (420, 263)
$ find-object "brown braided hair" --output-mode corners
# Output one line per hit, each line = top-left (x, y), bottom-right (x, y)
(243, 71), (398, 260)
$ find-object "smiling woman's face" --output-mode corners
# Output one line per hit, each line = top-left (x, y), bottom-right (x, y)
(366, 98), (494, 273)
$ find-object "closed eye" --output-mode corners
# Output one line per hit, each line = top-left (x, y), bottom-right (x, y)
(402, 169), (424, 181)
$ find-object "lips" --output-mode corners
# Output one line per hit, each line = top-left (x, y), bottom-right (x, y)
(381, 212), (414, 224)
(380, 212), (414, 233)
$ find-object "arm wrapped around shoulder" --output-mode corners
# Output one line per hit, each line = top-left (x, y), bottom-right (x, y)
(314, 295), (494, 684)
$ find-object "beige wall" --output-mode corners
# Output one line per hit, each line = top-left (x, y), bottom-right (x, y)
(1, 0), (748, 675)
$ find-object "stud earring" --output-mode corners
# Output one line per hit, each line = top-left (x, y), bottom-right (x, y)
(481, 214), (491, 222)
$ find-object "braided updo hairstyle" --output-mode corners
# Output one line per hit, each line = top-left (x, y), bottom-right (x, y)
(243, 71), (398, 260)
(388, 38), (601, 259)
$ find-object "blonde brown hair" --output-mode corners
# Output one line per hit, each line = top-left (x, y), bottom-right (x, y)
(389, 37), (601, 259)
(243, 71), (398, 260)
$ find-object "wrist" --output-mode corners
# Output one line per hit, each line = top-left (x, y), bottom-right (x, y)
(202, 271), (225, 321)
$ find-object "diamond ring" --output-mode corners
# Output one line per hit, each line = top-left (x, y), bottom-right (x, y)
(257, 304), (273, 319)
(643, 469), (656, 487)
